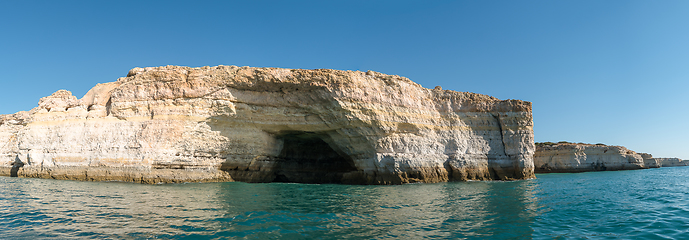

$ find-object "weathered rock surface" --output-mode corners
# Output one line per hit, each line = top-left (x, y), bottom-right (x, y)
(655, 158), (688, 167)
(534, 143), (645, 173)
(640, 153), (660, 168)
(0, 65), (535, 184)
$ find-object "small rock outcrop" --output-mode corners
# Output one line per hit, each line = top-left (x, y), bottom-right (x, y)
(1, 65), (535, 184)
(639, 153), (660, 168)
(534, 142), (645, 173)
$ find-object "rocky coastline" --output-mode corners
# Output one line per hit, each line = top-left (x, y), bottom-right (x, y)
(534, 142), (686, 173)
(0, 65), (535, 184)
(654, 158), (688, 167)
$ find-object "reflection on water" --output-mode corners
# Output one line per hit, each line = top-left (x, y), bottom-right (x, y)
(0, 177), (541, 239)
(5, 168), (688, 239)
(441, 181), (539, 239)
(208, 180), (541, 239)
(1, 179), (227, 239)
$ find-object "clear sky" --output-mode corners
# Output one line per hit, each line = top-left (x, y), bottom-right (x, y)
(1, 1), (688, 159)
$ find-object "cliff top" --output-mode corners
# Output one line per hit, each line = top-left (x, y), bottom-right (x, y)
(117, 65), (531, 112)
(0, 111), (29, 126)
(121, 65), (506, 101)
(536, 141), (636, 154)
(10, 65), (532, 117)
(536, 141), (607, 147)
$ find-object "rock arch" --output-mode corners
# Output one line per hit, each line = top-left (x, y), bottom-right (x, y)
(1, 65), (535, 184)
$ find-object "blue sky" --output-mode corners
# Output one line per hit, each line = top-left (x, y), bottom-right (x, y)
(1, 1), (688, 159)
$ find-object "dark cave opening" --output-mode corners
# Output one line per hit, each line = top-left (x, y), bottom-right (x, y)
(272, 131), (357, 184)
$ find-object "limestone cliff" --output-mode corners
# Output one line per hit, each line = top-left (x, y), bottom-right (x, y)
(534, 143), (645, 173)
(1, 65), (535, 184)
(639, 153), (660, 168)
(655, 158), (688, 167)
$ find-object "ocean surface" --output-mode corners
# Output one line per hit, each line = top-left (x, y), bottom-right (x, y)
(2, 167), (688, 239)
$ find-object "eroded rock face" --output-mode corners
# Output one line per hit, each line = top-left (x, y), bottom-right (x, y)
(639, 153), (660, 168)
(534, 143), (645, 173)
(0, 112), (28, 177)
(0, 65), (535, 184)
(656, 158), (687, 167)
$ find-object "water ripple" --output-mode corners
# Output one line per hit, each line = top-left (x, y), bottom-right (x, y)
(1, 166), (689, 239)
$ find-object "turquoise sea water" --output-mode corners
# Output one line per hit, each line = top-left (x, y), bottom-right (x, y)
(1, 167), (688, 239)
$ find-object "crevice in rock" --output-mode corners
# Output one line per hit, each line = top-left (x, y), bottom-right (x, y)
(10, 155), (24, 177)
(105, 97), (112, 116)
(271, 131), (358, 184)
(492, 113), (510, 157)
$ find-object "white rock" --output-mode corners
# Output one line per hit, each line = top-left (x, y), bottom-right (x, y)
(534, 143), (645, 173)
(1, 66), (535, 184)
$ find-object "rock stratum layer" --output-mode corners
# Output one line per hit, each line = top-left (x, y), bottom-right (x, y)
(655, 158), (688, 167)
(534, 143), (646, 173)
(1, 65), (535, 184)
(640, 153), (660, 168)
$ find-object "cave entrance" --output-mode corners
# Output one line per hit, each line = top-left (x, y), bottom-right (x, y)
(272, 131), (357, 184)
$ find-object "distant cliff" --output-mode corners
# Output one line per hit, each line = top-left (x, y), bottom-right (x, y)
(639, 153), (660, 168)
(655, 158), (688, 167)
(534, 142), (645, 173)
(1, 65), (535, 184)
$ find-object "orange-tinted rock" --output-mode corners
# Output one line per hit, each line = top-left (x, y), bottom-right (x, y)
(1, 66), (535, 184)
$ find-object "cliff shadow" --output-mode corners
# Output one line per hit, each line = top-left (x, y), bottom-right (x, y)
(271, 131), (358, 184)
(10, 155), (24, 177)
(216, 128), (360, 184)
